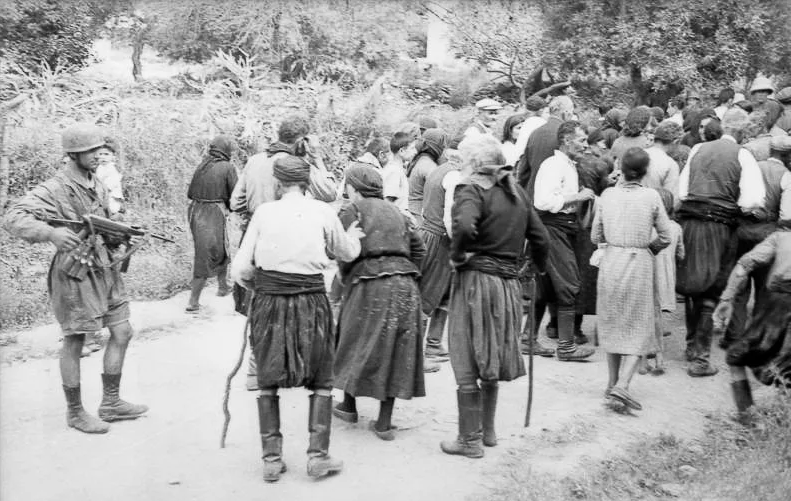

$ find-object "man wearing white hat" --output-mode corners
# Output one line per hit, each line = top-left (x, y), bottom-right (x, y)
(464, 98), (502, 139)
(750, 76), (784, 131)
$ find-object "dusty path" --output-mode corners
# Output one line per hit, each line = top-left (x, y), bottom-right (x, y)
(0, 290), (763, 501)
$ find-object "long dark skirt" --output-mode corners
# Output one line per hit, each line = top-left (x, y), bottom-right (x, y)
(677, 219), (736, 297)
(418, 229), (452, 314)
(334, 274), (425, 401)
(727, 291), (791, 387)
(448, 269), (526, 384)
(188, 200), (229, 279)
(250, 291), (335, 389)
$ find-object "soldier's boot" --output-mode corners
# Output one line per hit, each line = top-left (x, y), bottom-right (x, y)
(440, 387), (484, 458)
(64, 385), (110, 434)
(97, 373), (148, 422)
(481, 381), (498, 447)
(306, 394), (343, 479)
(731, 379), (755, 424)
(258, 395), (287, 482)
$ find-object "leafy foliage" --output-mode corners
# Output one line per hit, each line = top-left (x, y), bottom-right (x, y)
(135, 0), (425, 87)
(435, 0), (791, 100)
(0, 0), (127, 72)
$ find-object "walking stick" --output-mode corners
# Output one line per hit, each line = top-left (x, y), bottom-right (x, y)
(220, 291), (254, 448)
(524, 274), (536, 427)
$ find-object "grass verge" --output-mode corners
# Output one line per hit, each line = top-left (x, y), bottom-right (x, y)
(485, 393), (791, 501)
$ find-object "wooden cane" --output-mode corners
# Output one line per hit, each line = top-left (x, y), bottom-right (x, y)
(525, 274), (536, 427)
(220, 292), (254, 448)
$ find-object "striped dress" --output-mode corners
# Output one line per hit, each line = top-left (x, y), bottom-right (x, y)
(592, 183), (672, 355)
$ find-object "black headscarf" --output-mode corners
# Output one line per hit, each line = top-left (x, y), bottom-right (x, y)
(195, 135), (235, 173)
(345, 162), (384, 199)
(406, 128), (448, 177)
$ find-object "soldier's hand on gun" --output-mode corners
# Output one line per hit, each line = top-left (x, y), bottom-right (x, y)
(346, 220), (366, 240)
(50, 227), (81, 252)
(712, 300), (734, 332)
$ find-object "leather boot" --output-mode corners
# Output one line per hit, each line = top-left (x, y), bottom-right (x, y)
(306, 394), (343, 478)
(688, 300), (718, 377)
(731, 379), (754, 420)
(258, 395), (287, 482)
(97, 373), (149, 422)
(556, 308), (594, 361)
(440, 388), (484, 458)
(480, 381), (498, 447)
(64, 385), (110, 434)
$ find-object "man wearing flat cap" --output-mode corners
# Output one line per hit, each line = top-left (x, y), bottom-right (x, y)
(231, 155), (365, 482)
(464, 98), (502, 139)
(770, 87), (791, 135)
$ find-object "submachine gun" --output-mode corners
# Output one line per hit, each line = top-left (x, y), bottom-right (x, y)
(40, 213), (175, 280)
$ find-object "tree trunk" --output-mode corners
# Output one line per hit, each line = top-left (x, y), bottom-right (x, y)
(630, 64), (651, 106)
(132, 31), (144, 81)
(0, 114), (9, 216)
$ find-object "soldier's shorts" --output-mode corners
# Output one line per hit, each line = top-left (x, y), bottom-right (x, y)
(49, 261), (130, 336)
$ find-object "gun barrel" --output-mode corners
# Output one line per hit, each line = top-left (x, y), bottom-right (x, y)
(149, 233), (176, 243)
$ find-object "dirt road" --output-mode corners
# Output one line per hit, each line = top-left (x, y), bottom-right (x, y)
(0, 290), (761, 501)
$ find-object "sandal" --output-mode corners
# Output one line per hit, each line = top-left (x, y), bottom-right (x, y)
(185, 304), (200, 312)
(651, 366), (666, 376)
(609, 387), (642, 411)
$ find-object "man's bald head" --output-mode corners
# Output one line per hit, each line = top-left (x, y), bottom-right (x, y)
(548, 96), (575, 120)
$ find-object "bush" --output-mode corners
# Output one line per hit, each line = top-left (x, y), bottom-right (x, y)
(0, 72), (473, 331)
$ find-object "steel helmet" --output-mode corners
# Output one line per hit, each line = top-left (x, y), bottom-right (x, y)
(749, 76), (775, 95)
(61, 123), (107, 153)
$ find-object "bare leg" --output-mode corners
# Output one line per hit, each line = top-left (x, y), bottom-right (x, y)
(61, 335), (84, 387)
(606, 353), (621, 391)
(616, 355), (641, 391)
(104, 321), (133, 375)
(188, 278), (207, 309)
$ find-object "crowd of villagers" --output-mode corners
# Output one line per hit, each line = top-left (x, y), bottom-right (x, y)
(4, 74), (790, 483)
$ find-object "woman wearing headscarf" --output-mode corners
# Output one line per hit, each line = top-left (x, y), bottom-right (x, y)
(610, 107), (655, 165)
(592, 148), (672, 412)
(440, 134), (549, 459)
(597, 107), (628, 150)
(501, 114), (526, 165)
(407, 128), (448, 225)
(186, 135), (238, 311)
(332, 163), (427, 441)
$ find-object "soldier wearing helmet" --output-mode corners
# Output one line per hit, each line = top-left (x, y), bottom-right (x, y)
(3, 122), (148, 435)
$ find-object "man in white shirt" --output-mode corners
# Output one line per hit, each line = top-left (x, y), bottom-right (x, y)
(464, 98), (502, 139)
(677, 108), (766, 377)
(532, 121), (596, 361)
(638, 121), (683, 208)
(513, 95), (548, 164)
(382, 132), (416, 213)
(232, 155), (364, 482)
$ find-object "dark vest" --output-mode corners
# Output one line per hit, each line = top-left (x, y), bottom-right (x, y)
(759, 159), (787, 221)
(420, 162), (457, 235)
(686, 138), (742, 213)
